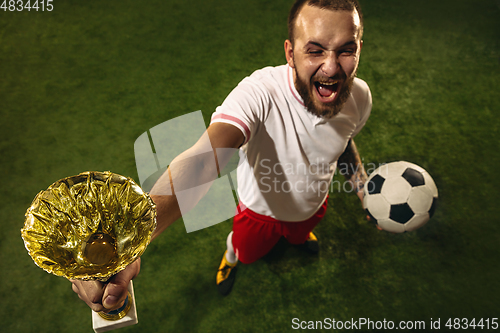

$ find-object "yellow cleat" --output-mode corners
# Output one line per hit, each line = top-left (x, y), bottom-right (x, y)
(296, 231), (319, 254)
(216, 250), (237, 296)
(307, 231), (318, 242)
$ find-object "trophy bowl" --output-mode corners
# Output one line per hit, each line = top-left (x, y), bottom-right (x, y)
(21, 171), (156, 282)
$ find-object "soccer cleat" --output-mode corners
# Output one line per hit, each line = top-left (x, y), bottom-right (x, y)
(297, 232), (319, 254)
(216, 250), (237, 296)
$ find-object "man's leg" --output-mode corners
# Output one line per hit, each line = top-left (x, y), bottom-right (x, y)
(231, 208), (284, 264)
(216, 206), (282, 295)
(217, 231), (238, 296)
(225, 231), (237, 264)
(284, 198), (328, 252)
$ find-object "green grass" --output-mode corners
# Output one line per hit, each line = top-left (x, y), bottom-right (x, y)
(1, 0), (499, 332)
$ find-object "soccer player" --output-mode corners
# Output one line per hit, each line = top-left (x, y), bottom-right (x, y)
(71, 0), (371, 311)
(213, 0), (370, 295)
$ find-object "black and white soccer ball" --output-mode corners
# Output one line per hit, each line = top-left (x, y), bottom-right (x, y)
(363, 161), (438, 233)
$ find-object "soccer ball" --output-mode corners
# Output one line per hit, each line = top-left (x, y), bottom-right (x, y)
(363, 161), (438, 233)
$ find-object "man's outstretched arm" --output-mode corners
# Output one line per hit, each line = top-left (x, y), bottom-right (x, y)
(149, 122), (244, 239)
(71, 122), (245, 312)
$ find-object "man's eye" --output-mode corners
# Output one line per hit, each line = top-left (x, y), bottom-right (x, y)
(308, 50), (323, 55)
(340, 49), (355, 55)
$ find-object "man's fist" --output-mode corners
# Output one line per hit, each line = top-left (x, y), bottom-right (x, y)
(70, 258), (141, 313)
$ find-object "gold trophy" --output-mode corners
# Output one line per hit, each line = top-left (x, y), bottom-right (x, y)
(21, 171), (157, 332)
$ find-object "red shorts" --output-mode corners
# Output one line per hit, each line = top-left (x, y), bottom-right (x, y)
(231, 199), (328, 264)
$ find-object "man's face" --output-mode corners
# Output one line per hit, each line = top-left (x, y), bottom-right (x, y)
(285, 5), (363, 118)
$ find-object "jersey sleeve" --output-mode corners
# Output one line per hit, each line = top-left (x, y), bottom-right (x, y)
(350, 78), (372, 138)
(210, 76), (269, 145)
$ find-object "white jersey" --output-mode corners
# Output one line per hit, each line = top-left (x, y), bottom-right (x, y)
(211, 64), (372, 221)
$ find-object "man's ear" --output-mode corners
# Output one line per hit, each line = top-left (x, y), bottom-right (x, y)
(284, 39), (295, 68)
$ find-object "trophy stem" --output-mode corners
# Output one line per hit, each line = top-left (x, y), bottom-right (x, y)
(98, 292), (133, 321)
(92, 281), (138, 333)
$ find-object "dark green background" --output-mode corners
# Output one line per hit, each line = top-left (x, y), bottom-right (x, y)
(1, 0), (498, 332)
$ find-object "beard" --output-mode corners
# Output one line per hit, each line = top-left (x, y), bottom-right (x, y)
(294, 65), (356, 119)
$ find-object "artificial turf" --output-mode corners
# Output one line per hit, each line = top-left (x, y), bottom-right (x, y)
(1, 0), (499, 332)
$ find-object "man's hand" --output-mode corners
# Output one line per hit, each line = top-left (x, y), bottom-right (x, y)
(337, 140), (381, 230)
(70, 258), (141, 313)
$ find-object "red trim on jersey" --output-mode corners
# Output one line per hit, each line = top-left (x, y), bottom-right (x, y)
(212, 114), (251, 143)
(288, 65), (304, 106)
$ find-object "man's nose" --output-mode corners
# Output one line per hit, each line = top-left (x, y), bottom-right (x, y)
(321, 52), (340, 77)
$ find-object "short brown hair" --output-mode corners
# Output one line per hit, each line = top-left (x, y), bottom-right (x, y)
(287, 0), (364, 43)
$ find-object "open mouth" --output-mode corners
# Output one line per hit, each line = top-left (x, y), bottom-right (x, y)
(314, 80), (340, 103)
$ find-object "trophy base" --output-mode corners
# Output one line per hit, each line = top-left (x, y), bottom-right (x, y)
(98, 292), (132, 321)
(92, 281), (138, 333)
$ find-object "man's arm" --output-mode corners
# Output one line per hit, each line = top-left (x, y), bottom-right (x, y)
(149, 122), (244, 239)
(71, 122), (245, 312)
(337, 139), (367, 202)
